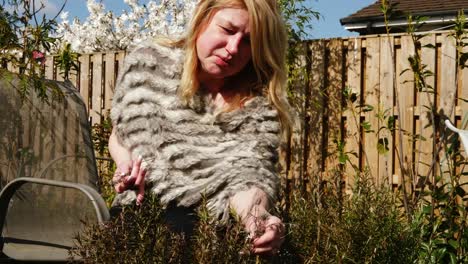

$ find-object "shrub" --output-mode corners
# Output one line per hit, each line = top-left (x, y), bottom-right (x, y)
(70, 194), (265, 264)
(70, 194), (187, 263)
(285, 172), (418, 263)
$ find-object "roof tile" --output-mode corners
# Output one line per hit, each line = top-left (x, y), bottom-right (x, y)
(342, 0), (468, 22)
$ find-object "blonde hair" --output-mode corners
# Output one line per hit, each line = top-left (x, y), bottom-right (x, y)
(160, 0), (293, 137)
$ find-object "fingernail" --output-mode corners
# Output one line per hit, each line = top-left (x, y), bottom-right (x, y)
(136, 194), (144, 205)
(138, 155), (142, 162)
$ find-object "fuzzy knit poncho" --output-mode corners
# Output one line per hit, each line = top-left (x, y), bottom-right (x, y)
(110, 41), (281, 221)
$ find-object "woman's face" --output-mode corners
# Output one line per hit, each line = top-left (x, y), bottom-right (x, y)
(196, 8), (252, 81)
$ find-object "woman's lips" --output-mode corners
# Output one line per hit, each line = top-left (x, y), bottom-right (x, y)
(214, 55), (229, 67)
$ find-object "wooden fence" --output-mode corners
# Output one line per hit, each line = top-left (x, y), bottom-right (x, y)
(5, 51), (128, 124)
(286, 31), (467, 193)
(7, 31), (467, 192)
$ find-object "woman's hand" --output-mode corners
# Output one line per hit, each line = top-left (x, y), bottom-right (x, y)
(112, 156), (147, 205)
(109, 128), (146, 205)
(245, 212), (285, 255)
(229, 187), (285, 255)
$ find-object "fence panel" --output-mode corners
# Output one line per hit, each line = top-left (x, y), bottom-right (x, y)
(32, 31), (467, 190)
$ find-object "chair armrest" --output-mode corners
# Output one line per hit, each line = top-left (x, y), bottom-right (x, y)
(0, 177), (110, 239)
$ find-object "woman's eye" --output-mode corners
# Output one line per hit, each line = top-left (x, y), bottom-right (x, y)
(221, 26), (235, 34)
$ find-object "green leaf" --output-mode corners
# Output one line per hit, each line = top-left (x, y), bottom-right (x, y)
(448, 239), (459, 249)
(361, 121), (373, 133)
(448, 252), (457, 264)
(338, 153), (348, 165)
(455, 186), (466, 197)
(377, 137), (389, 154)
(400, 68), (410, 76)
(387, 116), (396, 130)
(423, 43), (436, 49)
(422, 205), (432, 214)
(362, 104), (374, 112)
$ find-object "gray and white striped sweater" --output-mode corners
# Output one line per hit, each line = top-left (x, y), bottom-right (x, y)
(110, 41), (280, 221)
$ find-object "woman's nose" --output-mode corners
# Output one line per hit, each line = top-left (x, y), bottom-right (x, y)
(225, 34), (242, 55)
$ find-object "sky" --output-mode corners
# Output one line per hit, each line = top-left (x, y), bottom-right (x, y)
(308, 0), (376, 39)
(36, 0), (377, 40)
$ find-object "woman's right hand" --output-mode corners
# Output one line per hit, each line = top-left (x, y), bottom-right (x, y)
(109, 128), (147, 205)
(112, 156), (147, 205)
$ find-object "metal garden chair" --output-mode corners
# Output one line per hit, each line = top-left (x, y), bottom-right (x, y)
(0, 75), (109, 262)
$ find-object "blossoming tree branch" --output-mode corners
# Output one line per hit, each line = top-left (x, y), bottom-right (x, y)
(55, 0), (198, 53)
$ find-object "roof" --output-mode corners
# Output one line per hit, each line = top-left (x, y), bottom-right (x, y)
(341, 0), (468, 24)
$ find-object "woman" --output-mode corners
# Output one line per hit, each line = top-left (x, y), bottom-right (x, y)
(109, 0), (292, 255)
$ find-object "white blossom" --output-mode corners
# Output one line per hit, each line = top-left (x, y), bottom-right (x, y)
(54, 0), (198, 53)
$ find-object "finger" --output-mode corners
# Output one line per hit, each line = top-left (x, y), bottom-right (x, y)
(135, 157), (145, 186)
(127, 156), (142, 186)
(266, 223), (285, 239)
(136, 169), (146, 205)
(113, 173), (124, 193)
(253, 229), (277, 247)
(252, 246), (278, 255)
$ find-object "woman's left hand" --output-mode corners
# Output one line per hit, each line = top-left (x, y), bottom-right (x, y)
(246, 213), (285, 255)
(230, 187), (285, 255)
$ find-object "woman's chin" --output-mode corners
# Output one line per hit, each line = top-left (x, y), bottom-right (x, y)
(203, 68), (230, 79)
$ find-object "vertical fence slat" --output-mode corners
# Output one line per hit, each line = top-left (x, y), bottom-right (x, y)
(79, 55), (90, 112)
(90, 53), (103, 124)
(460, 43), (468, 189)
(104, 52), (116, 111)
(440, 33), (457, 181)
(397, 36), (415, 189)
(417, 34), (437, 181)
(286, 43), (308, 188)
(117, 51), (126, 75)
(345, 38), (362, 193)
(379, 36), (394, 185)
(364, 37), (380, 183)
(324, 40), (344, 182)
(459, 44), (468, 164)
(308, 41), (326, 183)
(462, 45), (468, 120)
(440, 33), (457, 121)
